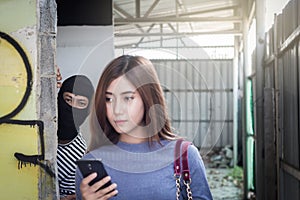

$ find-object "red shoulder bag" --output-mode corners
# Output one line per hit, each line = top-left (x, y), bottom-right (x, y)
(174, 139), (193, 200)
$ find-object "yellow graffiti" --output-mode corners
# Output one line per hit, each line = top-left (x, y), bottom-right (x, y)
(0, 32), (40, 199)
(0, 124), (39, 199)
(0, 38), (27, 117)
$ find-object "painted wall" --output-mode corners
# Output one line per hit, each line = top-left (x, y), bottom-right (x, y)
(1, 0), (42, 199)
(0, 0), (58, 199)
(0, 0), (114, 198)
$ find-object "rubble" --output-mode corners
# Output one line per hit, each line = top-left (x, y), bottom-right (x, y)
(203, 145), (234, 168)
(206, 168), (243, 200)
(201, 146), (244, 200)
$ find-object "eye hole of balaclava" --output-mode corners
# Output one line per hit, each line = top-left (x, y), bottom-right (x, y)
(63, 92), (89, 110)
(57, 75), (94, 140)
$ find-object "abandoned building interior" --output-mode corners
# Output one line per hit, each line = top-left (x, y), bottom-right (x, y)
(1, 0), (299, 199)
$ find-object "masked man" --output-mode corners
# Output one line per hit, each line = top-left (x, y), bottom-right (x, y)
(57, 75), (94, 200)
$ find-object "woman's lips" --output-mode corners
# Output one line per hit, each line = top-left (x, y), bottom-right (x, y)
(115, 120), (127, 125)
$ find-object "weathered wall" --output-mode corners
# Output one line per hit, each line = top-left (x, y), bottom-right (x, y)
(0, 0), (58, 199)
(263, 0), (300, 199)
(0, 0), (114, 198)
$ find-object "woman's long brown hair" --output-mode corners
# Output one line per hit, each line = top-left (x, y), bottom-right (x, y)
(88, 55), (178, 151)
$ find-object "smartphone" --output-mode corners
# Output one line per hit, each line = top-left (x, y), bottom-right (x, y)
(76, 159), (112, 190)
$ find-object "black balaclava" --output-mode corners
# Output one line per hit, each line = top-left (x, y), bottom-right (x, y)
(57, 75), (94, 140)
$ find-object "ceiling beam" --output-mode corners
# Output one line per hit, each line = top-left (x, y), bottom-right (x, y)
(115, 29), (242, 37)
(114, 3), (147, 34)
(135, 0), (140, 18)
(115, 16), (242, 24)
(136, 23), (156, 46)
(178, 4), (240, 17)
(144, 0), (160, 17)
(115, 44), (234, 49)
(167, 23), (187, 46)
(176, 0), (194, 32)
(114, 3), (133, 18)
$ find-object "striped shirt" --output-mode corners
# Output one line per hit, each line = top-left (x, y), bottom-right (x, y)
(57, 133), (87, 196)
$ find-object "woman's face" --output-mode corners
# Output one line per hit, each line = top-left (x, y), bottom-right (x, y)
(105, 76), (146, 143)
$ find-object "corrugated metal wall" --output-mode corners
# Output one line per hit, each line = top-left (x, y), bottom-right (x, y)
(263, 0), (300, 199)
(151, 59), (233, 149)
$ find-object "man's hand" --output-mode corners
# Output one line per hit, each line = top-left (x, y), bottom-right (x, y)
(56, 66), (62, 88)
(60, 194), (76, 200)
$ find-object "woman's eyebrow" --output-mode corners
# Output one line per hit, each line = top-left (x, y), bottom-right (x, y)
(121, 91), (135, 95)
(105, 91), (135, 95)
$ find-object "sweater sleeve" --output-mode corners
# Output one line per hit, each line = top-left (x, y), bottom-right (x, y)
(75, 167), (83, 200)
(185, 145), (213, 200)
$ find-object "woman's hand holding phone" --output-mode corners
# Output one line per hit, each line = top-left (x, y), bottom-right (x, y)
(80, 173), (118, 200)
(76, 160), (118, 199)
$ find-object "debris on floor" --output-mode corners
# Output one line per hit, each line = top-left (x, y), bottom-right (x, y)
(201, 146), (244, 200)
(203, 145), (235, 168)
(206, 167), (243, 200)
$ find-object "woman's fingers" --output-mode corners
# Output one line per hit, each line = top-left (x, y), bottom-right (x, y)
(81, 173), (97, 187)
(80, 174), (118, 200)
(100, 188), (118, 200)
(90, 176), (111, 192)
(80, 173), (97, 199)
(94, 182), (118, 200)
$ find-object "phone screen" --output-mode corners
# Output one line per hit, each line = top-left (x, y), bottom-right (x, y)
(76, 159), (112, 190)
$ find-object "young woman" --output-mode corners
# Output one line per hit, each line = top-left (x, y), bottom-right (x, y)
(75, 55), (212, 200)
(57, 75), (94, 200)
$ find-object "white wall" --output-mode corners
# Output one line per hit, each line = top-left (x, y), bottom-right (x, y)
(57, 26), (114, 87)
(265, 0), (290, 31)
(57, 26), (114, 143)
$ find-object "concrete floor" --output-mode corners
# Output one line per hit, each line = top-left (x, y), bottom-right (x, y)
(206, 168), (243, 200)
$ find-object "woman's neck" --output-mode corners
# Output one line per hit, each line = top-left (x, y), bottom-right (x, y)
(119, 133), (148, 144)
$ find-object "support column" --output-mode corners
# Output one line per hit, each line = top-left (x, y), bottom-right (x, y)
(255, 0), (266, 199)
(233, 36), (239, 166)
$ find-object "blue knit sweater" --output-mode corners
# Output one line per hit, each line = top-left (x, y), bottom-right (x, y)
(75, 140), (212, 200)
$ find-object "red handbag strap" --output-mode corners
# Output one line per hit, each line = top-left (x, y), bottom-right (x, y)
(182, 141), (191, 182)
(174, 139), (183, 177)
(174, 139), (192, 181)
(174, 139), (193, 200)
